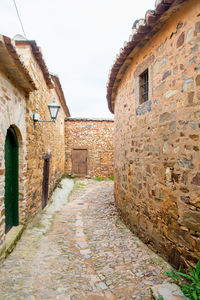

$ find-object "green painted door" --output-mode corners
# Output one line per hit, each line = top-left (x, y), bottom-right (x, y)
(4, 127), (19, 233)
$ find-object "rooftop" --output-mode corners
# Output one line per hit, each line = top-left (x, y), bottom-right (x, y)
(65, 117), (114, 122)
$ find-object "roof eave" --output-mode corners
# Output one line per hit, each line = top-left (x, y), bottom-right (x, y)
(1, 35), (37, 94)
(15, 40), (53, 89)
(51, 75), (70, 117)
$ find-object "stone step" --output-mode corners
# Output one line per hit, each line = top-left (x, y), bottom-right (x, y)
(151, 283), (190, 300)
(0, 225), (24, 261)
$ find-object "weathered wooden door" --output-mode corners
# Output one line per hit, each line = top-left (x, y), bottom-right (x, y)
(72, 149), (87, 176)
(5, 127), (19, 233)
(42, 155), (51, 209)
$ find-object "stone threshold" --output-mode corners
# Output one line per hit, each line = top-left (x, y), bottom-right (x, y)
(151, 283), (190, 300)
(0, 225), (24, 261)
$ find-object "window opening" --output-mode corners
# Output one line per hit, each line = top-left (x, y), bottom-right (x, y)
(139, 69), (149, 104)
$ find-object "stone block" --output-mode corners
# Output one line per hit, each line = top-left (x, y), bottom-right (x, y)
(160, 111), (176, 123)
(162, 70), (171, 80)
(136, 100), (152, 116)
(195, 74), (200, 86)
(153, 56), (168, 75)
(188, 56), (197, 65)
(195, 22), (200, 33)
(165, 90), (178, 98)
(182, 78), (194, 92)
(194, 111), (200, 119)
(183, 210), (200, 231)
(191, 172), (200, 186)
(4, 225), (23, 257)
(186, 28), (193, 43)
(178, 158), (194, 169)
(151, 283), (189, 299)
(177, 32), (185, 48)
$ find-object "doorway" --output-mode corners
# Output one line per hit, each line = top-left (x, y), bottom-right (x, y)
(4, 126), (19, 233)
(42, 154), (51, 209)
(72, 149), (87, 176)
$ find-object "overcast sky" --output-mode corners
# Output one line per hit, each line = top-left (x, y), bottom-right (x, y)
(1, 0), (155, 118)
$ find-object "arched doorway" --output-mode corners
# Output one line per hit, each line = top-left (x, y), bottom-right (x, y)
(4, 126), (19, 233)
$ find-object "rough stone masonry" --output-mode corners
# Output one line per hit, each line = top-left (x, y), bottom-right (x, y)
(107, 0), (200, 269)
(65, 118), (114, 178)
(0, 35), (70, 252)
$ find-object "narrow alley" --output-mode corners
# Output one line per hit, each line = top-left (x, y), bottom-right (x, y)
(0, 179), (170, 300)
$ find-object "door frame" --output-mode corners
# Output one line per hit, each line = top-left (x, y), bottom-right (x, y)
(42, 154), (51, 209)
(4, 126), (19, 233)
(71, 149), (88, 176)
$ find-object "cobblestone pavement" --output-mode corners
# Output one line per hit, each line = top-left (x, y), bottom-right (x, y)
(0, 179), (171, 300)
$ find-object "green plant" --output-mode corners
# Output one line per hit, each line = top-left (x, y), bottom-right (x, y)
(109, 175), (114, 181)
(165, 262), (200, 300)
(95, 177), (104, 181)
(165, 266), (181, 284)
(157, 296), (163, 300)
(179, 262), (200, 300)
(74, 184), (84, 189)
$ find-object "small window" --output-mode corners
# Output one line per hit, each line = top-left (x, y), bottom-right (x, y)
(139, 69), (149, 104)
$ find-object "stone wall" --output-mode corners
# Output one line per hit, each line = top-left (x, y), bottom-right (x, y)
(113, 0), (200, 268)
(0, 35), (69, 251)
(0, 34), (37, 251)
(16, 42), (69, 218)
(0, 70), (27, 249)
(65, 118), (114, 178)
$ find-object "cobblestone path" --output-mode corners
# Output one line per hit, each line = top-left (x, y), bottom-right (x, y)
(0, 179), (170, 300)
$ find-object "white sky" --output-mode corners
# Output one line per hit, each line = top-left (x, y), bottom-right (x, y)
(1, 0), (155, 118)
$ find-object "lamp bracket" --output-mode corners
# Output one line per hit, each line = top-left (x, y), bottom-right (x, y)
(33, 113), (55, 129)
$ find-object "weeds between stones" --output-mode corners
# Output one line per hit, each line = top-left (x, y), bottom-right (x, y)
(95, 177), (104, 181)
(165, 261), (200, 300)
(109, 175), (114, 181)
(73, 181), (85, 190)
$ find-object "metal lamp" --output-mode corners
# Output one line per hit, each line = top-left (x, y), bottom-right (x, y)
(33, 101), (61, 128)
(48, 102), (60, 120)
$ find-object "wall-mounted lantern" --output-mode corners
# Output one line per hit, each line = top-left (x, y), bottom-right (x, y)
(33, 102), (60, 128)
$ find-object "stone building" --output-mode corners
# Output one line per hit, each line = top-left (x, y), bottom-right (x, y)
(107, 0), (200, 268)
(15, 37), (70, 217)
(65, 118), (114, 178)
(0, 34), (70, 253)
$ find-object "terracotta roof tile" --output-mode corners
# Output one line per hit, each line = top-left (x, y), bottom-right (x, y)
(2, 35), (37, 93)
(65, 117), (114, 122)
(51, 75), (70, 117)
(15, 40), (53, 88)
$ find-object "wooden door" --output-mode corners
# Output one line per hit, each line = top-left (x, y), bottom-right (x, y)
(72, 149), (87, 176)
(42, 155), (51, 209)
(5, 127), (19, 233)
